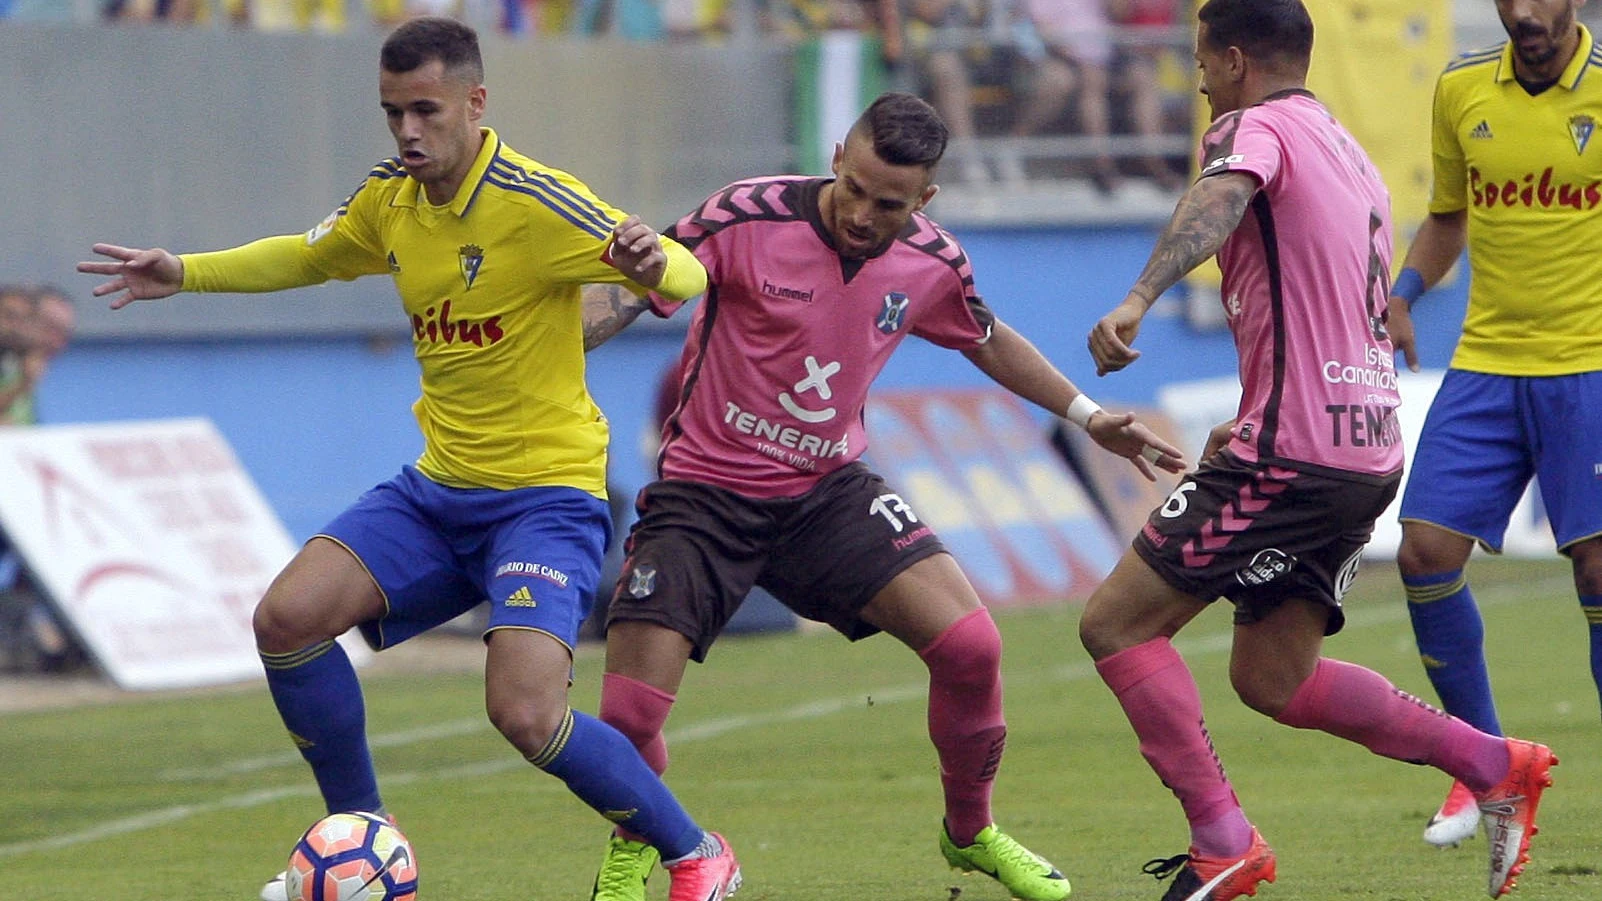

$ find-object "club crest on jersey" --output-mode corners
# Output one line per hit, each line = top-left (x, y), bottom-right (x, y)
(1569, 114), (1594, 155)
(627, 565), (657, 599)
(458, 243), (485, 290)
(306, 209), (340, 245)
(876, 292), (910, 334)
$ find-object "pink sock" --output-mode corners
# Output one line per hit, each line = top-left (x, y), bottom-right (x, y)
(599, 672), (677, 842)
(919, 608), (1006, 846)
(1275, 658), (1509, 792)
(1096, 638), (1253, 857)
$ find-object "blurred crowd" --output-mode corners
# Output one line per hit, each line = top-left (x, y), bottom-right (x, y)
(0, 283), (73, 428)
(0, 283), (81, 674)
(0, 0), (1194, 193)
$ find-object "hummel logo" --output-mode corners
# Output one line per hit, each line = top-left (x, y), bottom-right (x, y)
(1470, 120), (1494, 139)
(505, 585), (536, 608)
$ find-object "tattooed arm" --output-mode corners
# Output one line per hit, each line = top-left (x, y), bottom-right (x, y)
(581, 284), (652, 352)
(1087, 172), (1257, 375)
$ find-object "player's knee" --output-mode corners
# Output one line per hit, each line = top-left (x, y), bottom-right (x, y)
(599, 672), (674, 747)
(1231, 669), (1291, 718)
(1396, 530), (1471, 577)
(921, 609), (1002, 687)
(1567, 538), (1602, 595)
(1078, 596), (1125, 661)
(486, 696), (567, 757)
(252, 596), (329, 654)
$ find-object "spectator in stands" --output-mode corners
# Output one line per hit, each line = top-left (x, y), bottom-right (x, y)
(500, 0), (577, 35)
(571, 0), (662, 39)
(763, 0), (902, 53)
(219, 0), (349, 32)
(0, 285), (74, 426)
(102, 0), (204, 22)
(1003, 0), (1119, 191)
(0, 284), (82, 674)
(1107, 0), (1186, 191)
(904, 0), (993, 184)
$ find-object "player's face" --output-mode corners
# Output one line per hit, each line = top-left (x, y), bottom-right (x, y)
(824, 134), (938, 259)
(1194, 25), (1245, 119)
(379, 59), (486, 199)
(1495, 0), (1583, 73)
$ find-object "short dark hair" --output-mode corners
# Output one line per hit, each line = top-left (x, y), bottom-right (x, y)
(380, 16), (484, 84)
(1198, 0), (1314, 65)
(851, 92), (948, 168)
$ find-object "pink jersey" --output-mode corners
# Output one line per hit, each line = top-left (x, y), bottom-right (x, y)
(649, 176), (993, 498)
(1199, 91), (1403, 477)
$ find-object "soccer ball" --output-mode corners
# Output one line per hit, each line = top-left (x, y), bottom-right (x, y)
(285, 812), (419, 901)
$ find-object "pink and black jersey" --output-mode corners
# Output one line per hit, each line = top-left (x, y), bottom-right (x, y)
(648, 176), (993, 498)
(1199, 90), (1404, 478)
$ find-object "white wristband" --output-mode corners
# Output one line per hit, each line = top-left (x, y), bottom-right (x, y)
(1066, 394), (1103, 430)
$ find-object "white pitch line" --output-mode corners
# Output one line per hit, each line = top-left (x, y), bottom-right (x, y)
(159, 718), (492, 782)
(0, 575), (1567, 860)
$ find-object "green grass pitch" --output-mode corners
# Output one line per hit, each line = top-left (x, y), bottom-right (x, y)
(2, 558), (1598, 899)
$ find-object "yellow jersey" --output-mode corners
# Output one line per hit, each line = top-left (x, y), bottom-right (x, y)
(1429, 26), (1602, 375)
(181, 128), (707, 495)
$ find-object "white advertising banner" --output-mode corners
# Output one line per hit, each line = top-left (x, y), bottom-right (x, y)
(1156, 371), (1552, 560)
(0, 418), (367, 690)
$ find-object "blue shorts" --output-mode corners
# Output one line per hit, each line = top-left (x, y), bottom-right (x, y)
(1398, 369), (1602, 554)
(319, 466), (612, 651)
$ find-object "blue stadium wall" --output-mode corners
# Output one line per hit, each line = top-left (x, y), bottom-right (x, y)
(37, 225), (1471, 542)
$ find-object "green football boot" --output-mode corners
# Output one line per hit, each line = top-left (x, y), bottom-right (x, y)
(940, 822), (1071, 901)
(588, 833), (660, 901)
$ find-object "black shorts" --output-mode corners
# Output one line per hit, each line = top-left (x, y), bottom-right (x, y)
(1133, 451), (1400, 635)
(606, 462), (948, 661)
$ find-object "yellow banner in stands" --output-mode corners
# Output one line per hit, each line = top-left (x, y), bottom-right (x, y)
(1186, 0), (1452, 299)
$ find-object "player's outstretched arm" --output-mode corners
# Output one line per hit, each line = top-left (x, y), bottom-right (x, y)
(1084, 409), (1188, 480)
(76, 243), (184, 309)
(581, 283), (652, 352)
(962, 319), (1186, 480)
(1088, 171), (1256, 376)
(1387, 209), (1466, 373)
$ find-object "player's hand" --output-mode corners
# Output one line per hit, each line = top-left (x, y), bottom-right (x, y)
(1086, 410), (1188, 481)
(1088, 296), (1145, 376)
(77, 244), (184, 309)
(1387, 296), (1420, 372)
(607, 216), (669, 290)
(1201, 418), (1236, 462)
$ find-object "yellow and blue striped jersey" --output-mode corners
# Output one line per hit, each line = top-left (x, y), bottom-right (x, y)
(1429, 26), (1602, 375)
(181, 128), (707, 495)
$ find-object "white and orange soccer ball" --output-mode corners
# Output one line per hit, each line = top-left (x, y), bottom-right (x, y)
(285, 812), (419, 901)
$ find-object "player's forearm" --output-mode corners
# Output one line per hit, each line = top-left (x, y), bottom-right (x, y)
(650, 238), (709, 301)
(180, 235), (330, 294)
(581, 284), (651, 351)
(962, 320), (1076, 415)
(1396, 210), (1467, 289)
(1129, 172), (1257, 308)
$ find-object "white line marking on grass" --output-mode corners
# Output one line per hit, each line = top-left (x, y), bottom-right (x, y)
(2, 575), (1567, 860)
(159, 718), (490, 782)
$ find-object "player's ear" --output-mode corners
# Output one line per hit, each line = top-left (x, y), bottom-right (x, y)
(916, 182), (938, 211)
(467, 84), (487, 123)
(830, 142), (844, 176)
(1226, 46), (1248, 83)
